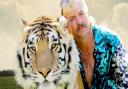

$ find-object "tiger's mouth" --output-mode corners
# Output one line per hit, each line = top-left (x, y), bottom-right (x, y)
(43, 80), (50, 85)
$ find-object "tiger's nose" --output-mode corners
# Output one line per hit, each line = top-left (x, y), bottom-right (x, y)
(38, 68), (51, 77)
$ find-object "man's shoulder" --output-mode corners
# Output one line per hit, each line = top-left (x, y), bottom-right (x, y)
(92, 24), (121, 47)
(92, 24), (117, 37)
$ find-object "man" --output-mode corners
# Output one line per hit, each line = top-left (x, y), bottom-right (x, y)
(60, 0), (128, 88)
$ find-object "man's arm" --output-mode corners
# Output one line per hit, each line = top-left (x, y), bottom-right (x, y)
(110, 35), (128, 88)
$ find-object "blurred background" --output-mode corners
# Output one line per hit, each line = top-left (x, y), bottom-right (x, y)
(0, 0), (127, 74)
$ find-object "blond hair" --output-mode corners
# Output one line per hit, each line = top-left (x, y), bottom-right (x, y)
(60, 0), (88, 15)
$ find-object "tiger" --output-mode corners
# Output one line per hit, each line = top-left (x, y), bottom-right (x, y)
(15, 16), (85, 89)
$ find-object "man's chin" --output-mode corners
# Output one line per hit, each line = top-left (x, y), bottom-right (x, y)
(76, 30), (86, 38)
(77, 27), (91, 37)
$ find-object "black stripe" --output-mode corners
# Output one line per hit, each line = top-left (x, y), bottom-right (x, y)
(33, 30), (39, 34)
(63, 44), (66, 52)
(43, 28), (52, 32)
(58, 57), (65, 61)
(68, 46), (72, 63)
(61, 69), (70, 74)
(41, 23), (47, 27)
(58, 41), (62, 53)
(25, 38), (28, 43)
(63, 44), (66, 66)
(25, 62), (30, 67)
(27, 51), (30, 59)
(23, 74), (31, 79)
(41, 24), (53, 30)
(53, 79), (58, 85)
(47, 24), (53, 28)
(64, 83), (68, 89)
(23, 48), (25, 56)
(17, 53), (26, 78)
(17, 53), (23, 68)
(23, 47), (27, 67)
(31, 26), (39, 32)
(58, 47), (62, 53)
(57, 30), (62, 39)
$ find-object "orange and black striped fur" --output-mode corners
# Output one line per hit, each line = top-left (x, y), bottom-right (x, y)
(16, 16), (84, 89)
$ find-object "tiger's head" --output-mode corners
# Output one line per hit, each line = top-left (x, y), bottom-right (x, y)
(17, 16), (81, 89)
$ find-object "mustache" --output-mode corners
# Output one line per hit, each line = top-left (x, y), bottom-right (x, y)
(77, 23), (87, 30)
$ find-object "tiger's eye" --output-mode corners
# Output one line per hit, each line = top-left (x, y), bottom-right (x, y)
(31, 46), (36, 51)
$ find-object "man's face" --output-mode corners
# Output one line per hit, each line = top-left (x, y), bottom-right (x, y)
(63, 0), (91, 39)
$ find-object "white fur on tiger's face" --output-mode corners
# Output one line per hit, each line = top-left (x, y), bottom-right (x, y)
(16, 16), (81, 89)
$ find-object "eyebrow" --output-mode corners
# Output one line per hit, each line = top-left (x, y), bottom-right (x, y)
(69, 16), (75, 19)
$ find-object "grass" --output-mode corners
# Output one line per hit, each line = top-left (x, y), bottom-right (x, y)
(0, 76), (23, 89)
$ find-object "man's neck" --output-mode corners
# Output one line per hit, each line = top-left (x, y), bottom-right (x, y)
(76, 29), (95, 87)
(76, 29), (94, 54)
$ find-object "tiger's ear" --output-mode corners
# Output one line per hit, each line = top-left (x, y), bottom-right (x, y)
(56, 16), (71, 37)
(57, 16), (67, 28)
(21, 18), (28, 26)
(20, 18), (30, 33)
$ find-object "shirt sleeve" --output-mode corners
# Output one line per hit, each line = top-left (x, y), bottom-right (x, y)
(110, 34), (128, 88)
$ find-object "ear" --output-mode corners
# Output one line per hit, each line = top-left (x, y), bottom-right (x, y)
(21, 18), (28, 26)
(20, 18), (31, 33)
(56, 16), (71, 37)
(58, 16), (67, 28)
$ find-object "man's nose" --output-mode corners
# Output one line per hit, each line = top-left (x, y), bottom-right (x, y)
(76, 16), (81, 24)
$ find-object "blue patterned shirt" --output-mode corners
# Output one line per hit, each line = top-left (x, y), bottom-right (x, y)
(87, 25), (128, 89)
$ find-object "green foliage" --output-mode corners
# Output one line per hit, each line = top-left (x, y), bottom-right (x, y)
(0, 70), (14, 76)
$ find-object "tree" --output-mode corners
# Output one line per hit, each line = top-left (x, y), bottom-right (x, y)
(0, 70), (15, 76)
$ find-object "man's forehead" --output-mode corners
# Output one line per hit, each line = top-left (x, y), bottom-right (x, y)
(61, 0), (88, 16)
(63, 1), (84, 14)
(64, 6), (84, 19)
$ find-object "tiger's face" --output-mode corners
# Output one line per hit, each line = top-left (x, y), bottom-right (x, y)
(23, 17), (72, 87)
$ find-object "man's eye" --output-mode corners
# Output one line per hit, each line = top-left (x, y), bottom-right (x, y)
(69, 18), (74, 22)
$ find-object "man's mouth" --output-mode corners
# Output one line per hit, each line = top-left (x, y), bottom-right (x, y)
(79, 26), (86, 31)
